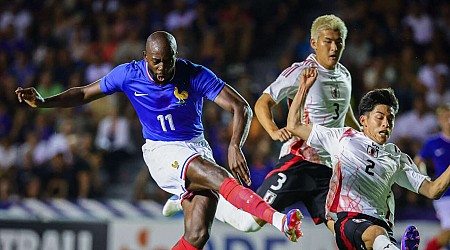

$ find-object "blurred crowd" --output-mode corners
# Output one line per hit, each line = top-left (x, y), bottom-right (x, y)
(0, 0), (448, 219)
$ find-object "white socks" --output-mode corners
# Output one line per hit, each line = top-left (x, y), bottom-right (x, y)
(215, 195), (262, 232)
(272, 211), (285, 232)
(373, 235), (399, 250)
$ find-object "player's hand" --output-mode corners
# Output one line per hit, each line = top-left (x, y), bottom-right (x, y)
(15, 87), (45, 108)
(299, 67), (318, 90)
(228, 145), (251, 186)
(270, 127), (292, 142)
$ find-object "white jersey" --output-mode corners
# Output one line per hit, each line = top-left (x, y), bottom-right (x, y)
(263, 54), (352, 167)
(307, 124), (429, 228)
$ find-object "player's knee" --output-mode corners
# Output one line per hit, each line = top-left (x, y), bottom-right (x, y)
(362, 225), (387, 245)
(184, 229), (210, 246)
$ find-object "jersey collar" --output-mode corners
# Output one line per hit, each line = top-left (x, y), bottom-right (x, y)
(145, 61), (176, 84)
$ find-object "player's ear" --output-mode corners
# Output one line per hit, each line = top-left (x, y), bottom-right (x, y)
(359, 115), (367, 128)
(310, 38), (317, 50)
(143, 51), (147, 59)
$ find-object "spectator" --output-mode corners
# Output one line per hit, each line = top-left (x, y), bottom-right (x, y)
(390, 94), (438, 156)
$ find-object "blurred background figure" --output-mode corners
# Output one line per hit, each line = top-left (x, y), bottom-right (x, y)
(415, 104), (450, 250)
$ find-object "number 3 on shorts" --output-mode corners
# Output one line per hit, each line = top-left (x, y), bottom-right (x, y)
(270, 173), (287, 190)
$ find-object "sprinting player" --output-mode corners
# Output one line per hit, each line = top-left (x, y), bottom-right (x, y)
(287, 67), (450, 250)
(163, 14), (360, 233)
(414, 103), (450, 250)
(15, 31), (303, 249)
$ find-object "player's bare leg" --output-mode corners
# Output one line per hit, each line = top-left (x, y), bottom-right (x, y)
(173, 191), (218, 248)
(363, 225), (400, 250)
(185, 156), (303, 242)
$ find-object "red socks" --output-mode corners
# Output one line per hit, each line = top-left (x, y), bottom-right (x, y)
(219, 177), (276, 224)
(425, 237), (442, 250)
(172, 236), (202, 250)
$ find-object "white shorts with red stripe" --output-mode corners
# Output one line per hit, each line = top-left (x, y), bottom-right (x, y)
(142, 135), (215, 200)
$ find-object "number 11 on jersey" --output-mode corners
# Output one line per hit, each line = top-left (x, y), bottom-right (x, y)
(157, 114), (175, 131)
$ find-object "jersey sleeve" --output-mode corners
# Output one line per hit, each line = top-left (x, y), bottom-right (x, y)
(263, 64), (305, 103)
(99, 63), (129, 94)
(306, 124), (347, 154)
(191, 65), (225, 101)
(395, 151), (430, 193)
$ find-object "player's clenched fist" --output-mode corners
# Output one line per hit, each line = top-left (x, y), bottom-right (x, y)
(300, 67), (318, 89)
(15, 87), (45, 108)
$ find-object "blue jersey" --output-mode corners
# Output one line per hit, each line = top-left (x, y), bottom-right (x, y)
(418, 133), (450, 197)
(100, 59), (225, 141)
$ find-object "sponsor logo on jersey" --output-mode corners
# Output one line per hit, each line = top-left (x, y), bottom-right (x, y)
(263, 190), (277, 204)
(352, 218), (367, 223)
(172, 161), (179, 169)
(134, 91), (148, 97)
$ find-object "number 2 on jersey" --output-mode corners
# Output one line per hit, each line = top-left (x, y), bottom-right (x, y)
(157, 114), (175, 131)
(365, 159), (375, 176)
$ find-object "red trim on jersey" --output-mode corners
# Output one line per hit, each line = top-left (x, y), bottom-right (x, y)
(330, 161), (343, 213)
(340, 213), (358, 250)
(290, 139), (307, 156)
(339, 128), (357, 141)
(300, 58), (316, 67)
(264, 155), (304, 179)
(281, 65), (300, 77)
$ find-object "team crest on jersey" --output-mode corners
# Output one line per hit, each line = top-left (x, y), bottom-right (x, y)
(173, 87), (188, 105)
(172, 161), (179, 169)
(263, 190), (277, 204)
(367, 145), (379, 157)
(330, 85), (340, 98)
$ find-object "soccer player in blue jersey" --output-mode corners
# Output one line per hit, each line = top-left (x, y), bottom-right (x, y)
(15, 31), (303, 249)
(415, 103), (450, 250)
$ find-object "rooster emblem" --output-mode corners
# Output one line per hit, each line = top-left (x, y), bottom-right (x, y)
(174, 87), (188, 104)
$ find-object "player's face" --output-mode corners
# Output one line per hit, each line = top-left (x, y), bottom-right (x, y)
(144, 45), (176, 84)
(360, 104), (395, 145)
(311, 29), (344, 70)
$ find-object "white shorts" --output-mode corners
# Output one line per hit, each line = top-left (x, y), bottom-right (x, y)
(142, 135), (216, 200)
(433, 196), (450, 229)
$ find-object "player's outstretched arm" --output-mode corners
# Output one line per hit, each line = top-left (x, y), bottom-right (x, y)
(15, 79), (106, 108)
(286, 68), (317, 141)
(214, 84), (253, 186)
(419, 164), (450, 199)
(255, 94), (291, 142)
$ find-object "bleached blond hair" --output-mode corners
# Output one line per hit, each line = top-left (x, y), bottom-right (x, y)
(310, 14), (348, 42)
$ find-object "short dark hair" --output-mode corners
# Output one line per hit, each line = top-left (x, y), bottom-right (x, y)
(358, 88), (399, 116)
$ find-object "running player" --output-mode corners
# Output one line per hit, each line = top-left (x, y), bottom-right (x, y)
(163, 14), (360, 233)
(15, 31), (303, 249)
(414, 103), (450, 250)
(287, 67), (450, 250)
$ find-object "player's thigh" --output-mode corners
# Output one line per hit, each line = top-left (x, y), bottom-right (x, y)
(183, 190), (218, 237)
(185, 156), (231, 191)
